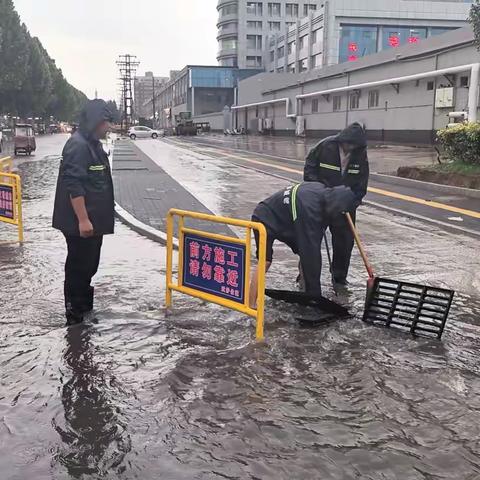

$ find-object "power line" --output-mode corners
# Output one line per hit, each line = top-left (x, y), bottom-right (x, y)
(116, 54), (140, 131)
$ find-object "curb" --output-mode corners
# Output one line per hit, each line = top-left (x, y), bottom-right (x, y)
(370, 172), (480, 199)
(114, 202), (179, 249)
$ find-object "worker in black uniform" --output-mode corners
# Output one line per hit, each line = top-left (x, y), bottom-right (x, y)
(52, 99), (114, 325)
(249, 183), (356, 307)
(303, 122), (369, 287)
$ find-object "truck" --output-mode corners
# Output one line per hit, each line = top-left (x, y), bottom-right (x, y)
(174, 112), (197, 136)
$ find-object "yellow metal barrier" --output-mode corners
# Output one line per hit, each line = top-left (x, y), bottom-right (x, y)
(0, 156), (13, 173)
(0, 170), (23, 242)
(166, 209), (267, 341)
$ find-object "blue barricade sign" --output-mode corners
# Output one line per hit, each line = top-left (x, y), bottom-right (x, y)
(183, 232), (246, 304)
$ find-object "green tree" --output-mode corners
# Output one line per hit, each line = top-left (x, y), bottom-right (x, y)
(469, 1), (480, 50)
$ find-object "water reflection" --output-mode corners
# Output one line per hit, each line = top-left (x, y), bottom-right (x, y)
(54, 325), (131, 477)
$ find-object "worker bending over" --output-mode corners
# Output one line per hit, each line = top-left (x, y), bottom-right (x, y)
(249, 182), (356, 307)
(304, 122), (369, 286)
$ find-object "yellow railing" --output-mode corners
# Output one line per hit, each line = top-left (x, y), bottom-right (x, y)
(0, 166), (23, 242)
(166, 209), (267, 341)
(0, 156), (13, 173)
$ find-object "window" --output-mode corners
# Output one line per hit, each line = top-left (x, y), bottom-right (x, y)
(312, 98), (319, 113)
(350, 93), (360, 110)
(246, 56), (262, 68)
(333, 95), (342, 111)
(303, 4), (317, 16)
(246, 34), (262, 50)
(288, 63), (296, 73)
(220, 37), (237, 50)
(339, 25), (377, 63)
(269, 21), (281, 31)
(286, 3), (299, 16)
(382, 27), (427, 51)
(299, 58), (308, 72)
(312, 29), (321, 44)
(312, 53), (322, 68)
(270, 50), (275, 62)
(219, 22), (237, 33)
(460, 76), (469, 87)
(288, 40), (296, 54)
(299, 35), (308, 49)
(246, 2), (263, 15)
(286, 21), (296, 29)
(427, 81), (434, 91)
(221, 4), (238, 15)
(368, 90), (379, 108)
(247, 20), (262, 29)
(277, 46), (285, 58)
(268, 3), (281, 16)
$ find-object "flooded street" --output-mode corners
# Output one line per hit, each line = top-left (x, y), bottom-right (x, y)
(1, 135), (480, 479)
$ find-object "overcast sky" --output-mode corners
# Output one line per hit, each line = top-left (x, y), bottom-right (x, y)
(13, 0), (218, 101)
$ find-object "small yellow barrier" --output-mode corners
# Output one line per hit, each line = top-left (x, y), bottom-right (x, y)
(0, 156), (13, 173)
(0, 165), (23, 242)
(166, 209), (267, 341)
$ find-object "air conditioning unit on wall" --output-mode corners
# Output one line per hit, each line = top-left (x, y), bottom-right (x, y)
(264, 118), (273, 130)
(296, 116), (306, 137)
(258, 118), (264, 133)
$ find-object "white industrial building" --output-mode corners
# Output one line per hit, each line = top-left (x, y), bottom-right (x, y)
(217, 0), (472, 71)
(232, 27), (480, 144)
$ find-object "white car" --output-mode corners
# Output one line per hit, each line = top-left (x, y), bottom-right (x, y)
(128, 126), (164, 140)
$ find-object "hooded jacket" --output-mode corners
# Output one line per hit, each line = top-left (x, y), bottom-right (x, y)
(52, 100), (114, 236)
(303, 122), (369, 208)
(253, 182), (356, 296)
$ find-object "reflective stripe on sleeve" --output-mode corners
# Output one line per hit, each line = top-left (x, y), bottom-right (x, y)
(291, 183), (300, 221)
(319, 163), (341, 171)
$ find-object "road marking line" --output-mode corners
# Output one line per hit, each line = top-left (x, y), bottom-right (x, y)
(169, 140), (480, 220)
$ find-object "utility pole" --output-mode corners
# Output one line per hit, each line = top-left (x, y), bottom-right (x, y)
(152, 74), (156, 127)
(116, 54), (139, 132)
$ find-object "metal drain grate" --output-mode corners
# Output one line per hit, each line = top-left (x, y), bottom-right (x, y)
(363, 277), (454, 339)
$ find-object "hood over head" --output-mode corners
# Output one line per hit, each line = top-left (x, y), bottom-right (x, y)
(335, 122), (367, 148)
(79, 99), (113, 139)
(324, 186), (357, 218)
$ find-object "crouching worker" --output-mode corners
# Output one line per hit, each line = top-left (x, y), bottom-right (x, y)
(249, 183), (356, 308)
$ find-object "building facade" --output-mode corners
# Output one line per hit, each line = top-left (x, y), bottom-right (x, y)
(217, 0), (322, 68)
(144, 66), (262, 129)
(133, 72), (169, 120)
(233, 27), (480, 144)
(217, 0), (471, 71)
(267, 0), (472, 73)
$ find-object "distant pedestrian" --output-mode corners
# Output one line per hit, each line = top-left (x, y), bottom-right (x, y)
(303, 122), (369, 287)
(52, 99), (114, 324)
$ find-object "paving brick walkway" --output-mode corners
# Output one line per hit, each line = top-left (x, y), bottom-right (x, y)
(112, 139), (234, 236)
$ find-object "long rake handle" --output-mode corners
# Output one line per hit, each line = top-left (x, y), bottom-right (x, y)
(345, 212), (375, 280)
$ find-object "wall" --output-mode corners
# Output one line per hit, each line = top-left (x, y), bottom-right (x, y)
(193, 111), (226, 131)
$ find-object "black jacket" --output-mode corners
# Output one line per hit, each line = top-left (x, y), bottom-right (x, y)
(52, 100), (114, 236)
(303, 122), (369, 208)
(253, 183), (356, 296)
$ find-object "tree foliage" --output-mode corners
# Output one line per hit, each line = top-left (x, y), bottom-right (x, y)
(469, 0), (480, 51)
(437, 123), (480, 165)
(0, 0), (88, 120)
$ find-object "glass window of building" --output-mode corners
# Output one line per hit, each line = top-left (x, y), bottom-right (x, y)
(339, 25), (377, 63)
(220, 37), (238, 50)
(270, 50), (275, 62)
(219, 22), (237, 33)
(288, 63), (296, 73)
(333, 95), (342, 111)
(247, 20), (262, 29)
(269, 21), (281, 31)
(286, 21), (296, 29)
(221, 4), (238, 16)
(268, 3), (282, 17)
(299, 58), (308, 72)
(303, 4), (317, 16)
(312, 53), (322, 68)
(312, 29), (321, 44)
(286, 3), (299, 16)
(431, 27), (455, 36)
(288, 40), (296, 54)
(246, 34), (263, 50)
(350, 93), (360, 110)
(277, 45), (285, 58)
(246, 2), (263, 16)
(299, 35), (308, 49)
(246, 56), (263, 68)
(368, 90), (379, 108)
(382, 27), (427, 50)
(312, 98), (319, 113)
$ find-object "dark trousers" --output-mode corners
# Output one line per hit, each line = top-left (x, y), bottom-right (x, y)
(328, 211), (356, 283)
(64, 235), (103, 312)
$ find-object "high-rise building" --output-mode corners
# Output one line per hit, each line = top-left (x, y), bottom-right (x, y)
(217, 0), (472, 71)
(133, 72), (169, 120)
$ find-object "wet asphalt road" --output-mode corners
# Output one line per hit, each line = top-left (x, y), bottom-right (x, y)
(1, 134), (480, 479)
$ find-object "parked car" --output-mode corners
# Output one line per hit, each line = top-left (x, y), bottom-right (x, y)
(128, 126), (164, 140)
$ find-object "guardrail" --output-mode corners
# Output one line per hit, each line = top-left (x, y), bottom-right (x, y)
(166, 209), (267, 340)
(0, 157), (23, 242)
